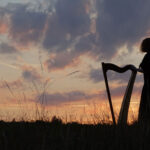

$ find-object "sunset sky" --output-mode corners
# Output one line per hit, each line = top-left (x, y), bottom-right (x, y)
(0, 0), (149, 122)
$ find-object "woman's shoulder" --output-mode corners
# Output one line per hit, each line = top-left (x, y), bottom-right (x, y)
(140, 52), (150, 68)
(144, 53), (150, 62)
(140, 53), (148, 66)
(143, 52), (150, 60)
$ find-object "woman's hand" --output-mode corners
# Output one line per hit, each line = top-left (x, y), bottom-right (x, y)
(137, 68), (143, 73)
(127, 65), (143, 73)
(128, 65), (137, 72)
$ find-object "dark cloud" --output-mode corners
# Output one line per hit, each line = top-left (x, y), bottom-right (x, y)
(43, 0), (90, 51)
(22, 67), (41, 82)
(44, 51), (81, 71)
(36, 85), (142, 106)
(2, 1), (90, 53)
(96, 0), (150, 58)
(44, 34), (97, 71)
(135, 73), (143, 83)
(89, 68), (104, 83)
(44, 0), (150, 70)
(37, 90), (99, 105)
(75, 34), (97, 53)
(0, 43), (18, 54)
(106, 85), (136, 99)
(89, 67), (143, 84)
(100, 83), (142, 102)
(1, 0), (150, 70)
(89, 68), (131, 83)
(7, 3), (47, 46)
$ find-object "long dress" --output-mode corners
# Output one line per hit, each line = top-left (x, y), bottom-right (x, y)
(138, 52), (150, 123)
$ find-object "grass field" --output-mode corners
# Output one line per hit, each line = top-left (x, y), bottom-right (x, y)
(0, 116), (150, 150)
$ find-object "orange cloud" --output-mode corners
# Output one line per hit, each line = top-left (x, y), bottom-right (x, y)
(0, 22), (8, 34)
(0, 79), (23, 89)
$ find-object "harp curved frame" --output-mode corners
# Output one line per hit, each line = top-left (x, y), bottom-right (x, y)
(102, 62), (137, 125)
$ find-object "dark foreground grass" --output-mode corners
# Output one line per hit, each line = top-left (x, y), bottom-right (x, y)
(0, 118), (150, 150)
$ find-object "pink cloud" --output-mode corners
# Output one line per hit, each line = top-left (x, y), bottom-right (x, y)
(0, 22), (8, 34)
(0, 79), (23, 89)
(36, 90), (100, 105)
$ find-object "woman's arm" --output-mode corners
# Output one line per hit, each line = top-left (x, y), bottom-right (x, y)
(139, 53), (149, 74)
(129, 65), (143, 73)
(137, 68), (143, 73)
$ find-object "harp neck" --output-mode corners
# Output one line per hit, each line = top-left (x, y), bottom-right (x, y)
(102, 62), (136, 73)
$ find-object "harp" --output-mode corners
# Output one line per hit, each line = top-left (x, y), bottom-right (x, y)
(102, 62), (137, 125)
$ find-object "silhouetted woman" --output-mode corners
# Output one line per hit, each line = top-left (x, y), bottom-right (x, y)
(138, 38), (150, 123)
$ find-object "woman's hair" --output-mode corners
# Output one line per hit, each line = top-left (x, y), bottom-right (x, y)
(140, 38), (150, 52)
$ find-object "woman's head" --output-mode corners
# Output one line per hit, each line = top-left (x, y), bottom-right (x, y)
(140, 38), (150, 53)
